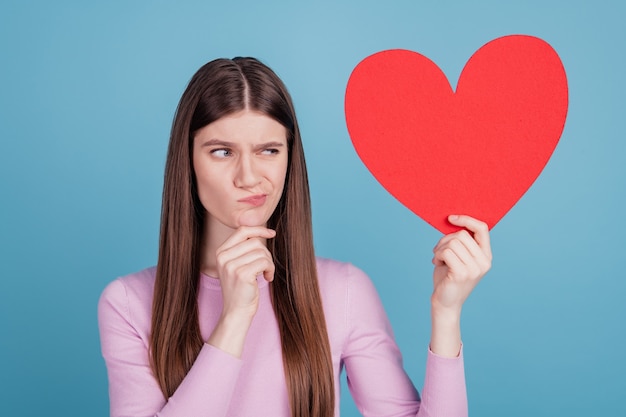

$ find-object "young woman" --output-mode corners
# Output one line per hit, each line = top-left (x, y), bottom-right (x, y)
(98, 57), (492, 417)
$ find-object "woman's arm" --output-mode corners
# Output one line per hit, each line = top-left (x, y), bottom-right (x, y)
(98, 278), (243, 417)
(417, 215), (492, 416)
(344, 215), (491, 417)
(429, 215), (492, 357)
(98, 226), (277, 417)
(206, 226), (276, 358)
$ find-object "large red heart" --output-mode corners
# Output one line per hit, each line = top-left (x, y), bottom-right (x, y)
(344, 35), (568, 234)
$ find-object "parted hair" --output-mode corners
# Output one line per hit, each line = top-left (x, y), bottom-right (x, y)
(150, 57), (335, 417)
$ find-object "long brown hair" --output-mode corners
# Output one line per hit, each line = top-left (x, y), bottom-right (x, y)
(150, 57), (335, 416)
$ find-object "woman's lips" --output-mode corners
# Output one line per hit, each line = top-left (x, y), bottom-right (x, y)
(238, 194), (267, 207)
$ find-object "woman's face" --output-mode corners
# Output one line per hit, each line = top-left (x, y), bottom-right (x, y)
(193, 110), (289, 232)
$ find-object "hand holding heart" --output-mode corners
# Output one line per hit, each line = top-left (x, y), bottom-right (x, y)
(345, 35), (567, 356)
(431, 215), (492, 315)
(428, 214), (492, 357)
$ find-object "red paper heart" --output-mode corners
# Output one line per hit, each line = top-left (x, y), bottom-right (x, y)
(345, 35), (568, 234)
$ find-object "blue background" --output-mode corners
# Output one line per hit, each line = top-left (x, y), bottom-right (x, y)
(1, 1), (624, 416)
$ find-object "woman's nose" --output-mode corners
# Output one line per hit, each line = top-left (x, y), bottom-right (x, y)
(234, 155), (261, 188)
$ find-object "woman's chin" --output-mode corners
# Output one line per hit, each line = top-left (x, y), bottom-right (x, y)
(237, 213), (268, 228)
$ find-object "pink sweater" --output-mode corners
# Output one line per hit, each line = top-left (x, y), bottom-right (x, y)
(98, 257), (467, 417)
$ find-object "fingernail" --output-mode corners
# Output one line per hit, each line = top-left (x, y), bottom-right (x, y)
(449, 215), (459, 220)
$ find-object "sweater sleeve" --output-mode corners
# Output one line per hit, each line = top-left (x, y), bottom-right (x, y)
(341, 264), (467, 417)
(97, 278), (243, 417)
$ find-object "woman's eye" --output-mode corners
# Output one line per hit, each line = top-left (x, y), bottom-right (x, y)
(211, 149), (232, 158)
(261, 148), (279, 155)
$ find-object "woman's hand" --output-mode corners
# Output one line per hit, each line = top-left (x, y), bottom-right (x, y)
(207, 226), (276, 357)
(431, 215), (492, 313)
(429, 215), (492, 357)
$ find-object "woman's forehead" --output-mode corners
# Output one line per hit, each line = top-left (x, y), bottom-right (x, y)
(194, 110), (288, 146)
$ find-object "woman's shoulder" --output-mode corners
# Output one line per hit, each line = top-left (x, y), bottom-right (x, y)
(315, 257), (392, 356)
(315, 257), (381, 308)
(99, 266), (157, 302)
(316, 257), (373, 286)
(97, 266), (157, 333)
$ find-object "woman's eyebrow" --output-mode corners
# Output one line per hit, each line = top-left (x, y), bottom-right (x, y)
(200, 139), (286, 150)
(253, 141), (286, 151)
(200, 139), (235, 147)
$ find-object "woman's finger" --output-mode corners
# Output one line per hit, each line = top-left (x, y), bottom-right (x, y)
(444, 238), (474, 267)
(217, 238), (272, 267)
(432, 229), (491, 280)
(218, 226), (276, 253)
(221, 246), (271, 273)
(433, 229), (478, 257)
(434, 246), (465, 273)
(447, 215), (492, 260)
(233, 256), (276, 283)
